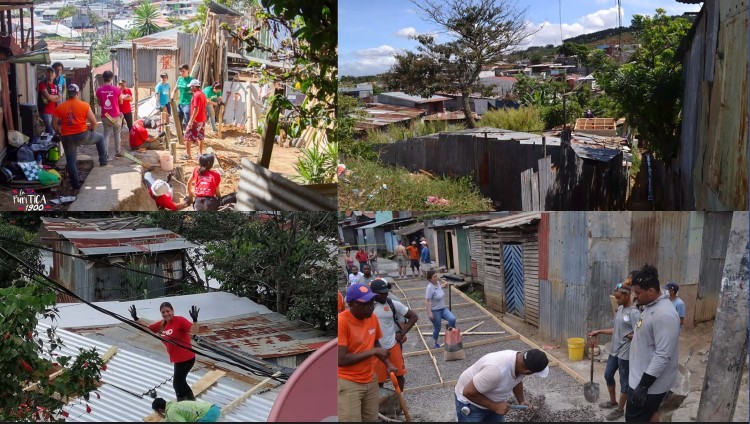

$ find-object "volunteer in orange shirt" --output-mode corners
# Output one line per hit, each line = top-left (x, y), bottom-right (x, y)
(406, 241), (421, 277)
(337, 291), (345, 313)
(51, 84), (107, 191)
(338, 283), (397, 422)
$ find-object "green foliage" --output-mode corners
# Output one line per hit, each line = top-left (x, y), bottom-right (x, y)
(119, 262), (149, 300)
(513, 74), (566, 107)
(336, 94), (375, 159)
(558, 41), (590, 58)
(0, 282), (104, 421)
(386, 0), (535, 128)
(339, 158), (494, 212)
(364, 120), (463, 144)
(205, 212), (337, 330)
(0, 221), (41, 288)
(144, 212), (253, 245)
(55, 5), (77, 20)
(467, 290), (485, 305)
(92, 33), (126, 68)
(294, 141), (338, 184)
(529, 54), (542, 65)
(595, 9), (690, 161)
(541, 102), (584, 129)
(132, 1), (163, 38)
(481, 107), (544, 132)
(587, 93), (622, 120)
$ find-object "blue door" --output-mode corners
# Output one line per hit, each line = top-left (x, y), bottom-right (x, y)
(503, 244), (525, 318)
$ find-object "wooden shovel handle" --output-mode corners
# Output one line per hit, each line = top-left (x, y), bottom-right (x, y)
(390, 372), (411, 422)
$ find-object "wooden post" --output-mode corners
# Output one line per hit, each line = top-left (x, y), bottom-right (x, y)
(171, 99), (184, 146)
(697, 213), (749, 422)
(19, 9), (24, 50)
(256, 86), (281, 169)
(217, 104), (224, 139)
(132, 41), (139, 120)
(30, 7), (34, 48)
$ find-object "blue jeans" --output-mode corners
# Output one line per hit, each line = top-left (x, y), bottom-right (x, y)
(455, 396), (505, 422)
(206, 105), (217, 132)
(178, 104), (191, 127)
(102, 118), (122, 155)
(197, 404), (221, 422)
(430, 308), (456, 341)
(61, 130), (107, 189)
(41, 113), (54, 135)
(604, 354), (629, 393)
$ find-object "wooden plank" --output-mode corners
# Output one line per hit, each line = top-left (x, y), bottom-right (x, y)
(419, 331), (506, 336)
(393, 281), (443, 384)
(24, 346), (119, 393)
(221, 371), (281, 417)
(133, 42), (139, 121)
(404, 335), (520, 358)
(521, 168), (533, 211)
(449, 286), (588, 385)
(402, 380), (458, 395)
(417, 315), (489, 329)
(411, 302), (471, 312)
(531, 172), (540, 211)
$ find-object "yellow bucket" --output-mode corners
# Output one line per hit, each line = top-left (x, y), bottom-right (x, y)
(567, 338), (585, 361)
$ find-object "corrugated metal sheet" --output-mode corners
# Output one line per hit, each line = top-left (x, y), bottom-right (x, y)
(657, 212), (691, 284)
(629, 212), (660, 270)
(236, 159), (337, 211)
(522, 238), (539, 327)
(538, 213), (549, 281)
(469, 228), (485, 283)
(695, 212), (732, 322)
(36, 322), (282, 423)
(77, 240), (197, 255)
(395, 222), (424, 236)
(550, 212), (589, 286)
(468, 212), (541, 229)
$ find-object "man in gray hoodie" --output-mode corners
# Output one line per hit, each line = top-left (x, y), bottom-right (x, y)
(627, 264), (680, 422)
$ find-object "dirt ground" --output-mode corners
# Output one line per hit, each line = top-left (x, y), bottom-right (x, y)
(0, 122), (302, 211)
(346, 257), (749, 423)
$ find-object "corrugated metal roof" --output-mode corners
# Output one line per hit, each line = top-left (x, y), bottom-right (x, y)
(356, 103), (425, 130)
(379, 92), (451, 103)
(435, 127), (563, 146)
(356, 218), (394, 229)
(423, 111), (480, 121)
(570, 143), (621, 162)
(207, 0), (243, 16)
(467, 212), (541, 229)
(394, 222), (425, 236)
(37, 322), (282, 422)
(112, 27), (181, 50)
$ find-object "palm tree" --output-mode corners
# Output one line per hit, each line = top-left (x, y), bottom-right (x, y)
(55, 5), (77, 37)
(132, 1), (162, 38)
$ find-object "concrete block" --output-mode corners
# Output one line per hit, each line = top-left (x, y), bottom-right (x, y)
(68, 160), (155, 211)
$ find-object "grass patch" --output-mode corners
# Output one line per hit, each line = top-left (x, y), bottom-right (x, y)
(364, 120), (465, 144)
(339, 157), (494, 211)
(480, 107), (545, 132)
(467, 290), (485, 306)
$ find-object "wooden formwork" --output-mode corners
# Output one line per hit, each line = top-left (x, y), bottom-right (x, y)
(574, 118), (617, 136)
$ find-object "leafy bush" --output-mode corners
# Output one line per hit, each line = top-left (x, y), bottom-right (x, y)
(364, 120), (464, 144)
(294, 141), (338, 184)
(541, 102), (584, 129)
(481, 107), (544, 132)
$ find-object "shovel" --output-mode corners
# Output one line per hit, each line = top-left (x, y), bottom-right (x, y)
(390, 372), (411, 422)
(583, 336), (600, 403)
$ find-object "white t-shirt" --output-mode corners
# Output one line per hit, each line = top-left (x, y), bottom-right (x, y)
(348, 272), (364, 286)
(455, 350), (524, 408)
(373, 297), (409, 350)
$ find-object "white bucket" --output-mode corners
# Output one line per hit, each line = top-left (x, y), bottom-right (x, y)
(160, 154), (174, 171)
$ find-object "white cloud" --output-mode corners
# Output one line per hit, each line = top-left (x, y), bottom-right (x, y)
(519, 6), (624, 49)
(396, 27), (418, 38)
(341, 45), (402, 76)
(595, 0), (610, 4)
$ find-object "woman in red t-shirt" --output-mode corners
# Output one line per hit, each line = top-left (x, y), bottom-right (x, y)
(187, 153), (221, 211)
(129, 302), (200, 401)
(118, 79), (134, 130)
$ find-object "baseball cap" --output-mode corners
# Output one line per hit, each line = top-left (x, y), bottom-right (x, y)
(346, 283), (376, 303)
(411, 241), (416, 245)
(369, 278), (390, 294)
(151, 179), (170, 197)
(68, 84), (79, 94)
(188, 79), (201, 87)
(160, 73), (168, 77)
(665, 281), (679, 293)
(614, 281), (631, 293)
(523, 349), (549, 377)
(420, 241), (427, 245)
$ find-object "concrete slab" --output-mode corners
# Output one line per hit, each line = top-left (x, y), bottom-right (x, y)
(68, 158), (155, 211)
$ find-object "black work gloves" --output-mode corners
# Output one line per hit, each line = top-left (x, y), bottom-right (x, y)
(129, 305), (138, 321)
(631, 373), (657, 407)
(189, 305), (200, 322)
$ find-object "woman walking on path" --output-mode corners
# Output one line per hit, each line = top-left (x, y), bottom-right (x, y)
(425, 270), (456, 349)
(344, 249), (354, 276)
(130, 302), (200, 401)
(419, 241), (431, 278)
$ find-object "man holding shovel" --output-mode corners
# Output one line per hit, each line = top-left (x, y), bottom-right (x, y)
(338, 283), (398, 422)
(627, 265), (680, 422)
(95, 70), (124, 158)
(370, 278), (418, 392)
(587, 274), (640, 421)
(454, 349), (549, 422)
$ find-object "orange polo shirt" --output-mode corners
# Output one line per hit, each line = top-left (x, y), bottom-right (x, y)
(337, 310), (382, 384)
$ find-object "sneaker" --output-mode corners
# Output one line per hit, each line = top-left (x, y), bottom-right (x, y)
(114, 152), (124, 158)
(434, 342), (441, 349)
(599, 401), (618, 409)
(605, 409), (624, 421)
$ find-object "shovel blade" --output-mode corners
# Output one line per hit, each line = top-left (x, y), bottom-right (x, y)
(583, 382), (600, 403)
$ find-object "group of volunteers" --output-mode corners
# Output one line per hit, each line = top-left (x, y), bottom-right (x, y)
(393, 238), (431, 279)
(338, 261), (685, 423)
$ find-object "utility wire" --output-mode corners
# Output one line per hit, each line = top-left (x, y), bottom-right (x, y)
(1, 246), (288, 383)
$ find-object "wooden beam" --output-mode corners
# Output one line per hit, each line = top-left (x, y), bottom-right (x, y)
(170, 99), (184, 146)
(419, 331), (506, 337)
(462, 321), (485, 334)
(132, 42), (139, 120)
(402, 380), (458, 395)
(417, 315), (488, 329)
(221, 372), (281, 417)
(404, 335), (519, 358)
(24, 346), (120, 393)
(411, 302), (470, 312)
(449, 286), (588, 385)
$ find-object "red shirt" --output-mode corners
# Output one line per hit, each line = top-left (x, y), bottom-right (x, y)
(192, 168), (221, 197)
(148, 316), (195, 363)
(151, 190), (180, 211)
(190, 90), (207, 122)
(355, 251), (368, 262)
(121, 87), (133, 113)
(129, 119), (149, 148)
(38, 81), (58, 114)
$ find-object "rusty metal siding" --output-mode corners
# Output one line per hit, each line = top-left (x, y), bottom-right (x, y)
(539, 279), (553, 342)
(538, 213), (549, 281)
(695, 212), (733, 322)
(657, 212), (691, 284)
(177, 32), (198, 70)
(547, 212), (588, 286)
(629, 212), (660, 269)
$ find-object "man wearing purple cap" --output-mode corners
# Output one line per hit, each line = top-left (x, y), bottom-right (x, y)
(338, 283), (398, 422)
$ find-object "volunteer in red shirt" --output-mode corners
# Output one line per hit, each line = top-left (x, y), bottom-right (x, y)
(118, 79), (134, 130)
(187, 152), (221, 211)
(129, 118), (165, 150)
(183, 79), (207, 160)
(38, 67), (60, 135)
(149, 179), (190, 211)
(129, 302), (200, 401)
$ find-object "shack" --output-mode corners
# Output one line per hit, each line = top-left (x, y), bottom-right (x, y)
(42, 217), (199, 302)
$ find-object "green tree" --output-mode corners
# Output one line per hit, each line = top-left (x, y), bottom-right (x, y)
(55, 5), (77, 20)
(558, 41), (590, 58)
(595, 9), (690, 161)
(131, 1), (163, 38)
(385, 0), (537, 128)
(205, 212), (337, 330)
(336, 93), (374, 159)
(0, 281), (105, 421)
(0, 220), (41, 288)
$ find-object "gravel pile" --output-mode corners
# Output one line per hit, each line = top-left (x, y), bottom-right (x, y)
(506, 393), (603, 422)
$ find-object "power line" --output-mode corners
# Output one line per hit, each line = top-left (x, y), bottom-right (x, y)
(0, 246), (289, 383)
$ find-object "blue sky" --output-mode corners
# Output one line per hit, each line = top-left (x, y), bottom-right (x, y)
(339, 0), (703, 76)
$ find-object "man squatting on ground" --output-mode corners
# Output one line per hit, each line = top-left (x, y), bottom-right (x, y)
(370, 278), (418, 392)
(454, 349), (550, 422)
(587, 270), (640, 421)
(338, 283), (398, 422)
(626, 264), (680, 422)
